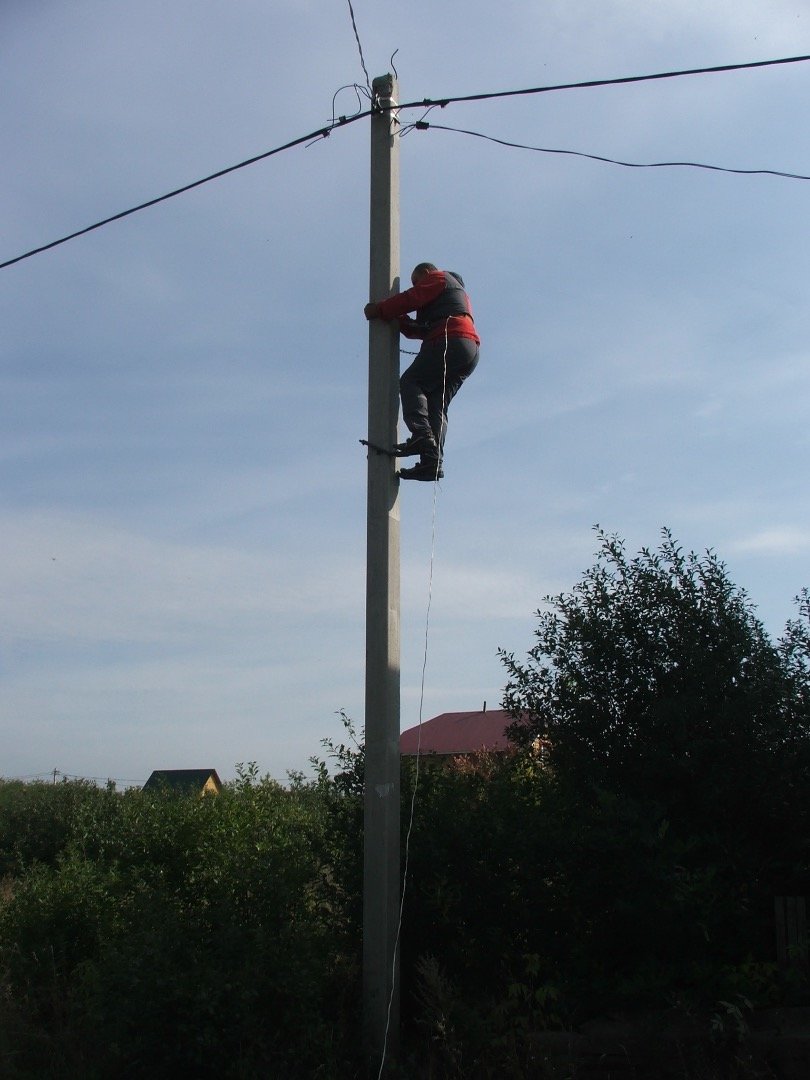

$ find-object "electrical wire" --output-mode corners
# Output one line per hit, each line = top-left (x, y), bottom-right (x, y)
(2, 769), (291, 786)
(399, 103), (441, 138)
(414, 121), (810, 181)
(3, 51), (810, 271)
(0, 119), (351, 271)
(345, 0), (372, 95)
(2, 772), (58, 781)
(391, 52), (810, 111)
(331, 82), (372, 126)
(2, 770), (146, 785)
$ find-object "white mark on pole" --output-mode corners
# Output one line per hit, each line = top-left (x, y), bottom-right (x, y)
(375, 782), (394, 799)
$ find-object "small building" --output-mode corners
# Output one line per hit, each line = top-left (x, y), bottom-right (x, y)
(143, 769), (223, 796)
(400, 708), (516, 760)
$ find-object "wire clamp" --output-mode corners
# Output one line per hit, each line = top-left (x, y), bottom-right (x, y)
(371, 73), (397, 113)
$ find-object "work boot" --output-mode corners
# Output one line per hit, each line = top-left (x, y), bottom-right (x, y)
(393, 433), (438, 457)
(399, 456), (444, 481)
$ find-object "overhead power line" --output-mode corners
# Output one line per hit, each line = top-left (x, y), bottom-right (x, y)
(0, 119), (354, 271)
(2, 52), (810, 271)
(345, 0), (372, 95)
(397, 52), (810, 110)
(3, 769), (293, 786)
(417, 122), (810, 182)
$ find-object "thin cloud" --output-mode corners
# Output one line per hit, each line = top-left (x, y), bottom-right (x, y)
(731, 527), (810, 556)
(1, 510), (365, 646)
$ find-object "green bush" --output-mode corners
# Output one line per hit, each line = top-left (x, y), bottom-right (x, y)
(0, 768), (362, 1078)
(0, 779), (108, 876)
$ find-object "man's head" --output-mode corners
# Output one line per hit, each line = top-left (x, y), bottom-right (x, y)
(411, 262), (437, 285)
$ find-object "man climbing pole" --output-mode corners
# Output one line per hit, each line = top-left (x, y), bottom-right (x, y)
(364, 262), (480, 481)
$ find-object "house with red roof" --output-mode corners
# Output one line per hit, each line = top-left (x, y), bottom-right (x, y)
(399, 707), (518, 760)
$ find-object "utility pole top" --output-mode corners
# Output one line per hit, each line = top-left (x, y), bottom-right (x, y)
(371, 73), (396, 104)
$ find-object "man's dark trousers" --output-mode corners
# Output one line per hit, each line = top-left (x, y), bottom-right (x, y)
(399, 337), (479, 457)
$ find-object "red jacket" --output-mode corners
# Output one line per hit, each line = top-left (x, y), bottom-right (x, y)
(376, 270), (480, 345)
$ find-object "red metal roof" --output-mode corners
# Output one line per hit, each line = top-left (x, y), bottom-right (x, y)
(400, 709), (515, 756)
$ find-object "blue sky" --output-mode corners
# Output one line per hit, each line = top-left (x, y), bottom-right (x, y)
(2, 0), (809, 784)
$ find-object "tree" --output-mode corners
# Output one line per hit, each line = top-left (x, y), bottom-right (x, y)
(502, 528), (809, 814)
(499, 528), (810, 1009)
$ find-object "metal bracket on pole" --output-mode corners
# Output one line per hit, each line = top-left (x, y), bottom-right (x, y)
(371, 72), (396, 113)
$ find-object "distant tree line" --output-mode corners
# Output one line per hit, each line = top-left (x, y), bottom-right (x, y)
(1, 530), (808, 1078)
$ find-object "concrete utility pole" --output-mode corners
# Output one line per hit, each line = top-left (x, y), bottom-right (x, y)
(363, 73), (401, 1074)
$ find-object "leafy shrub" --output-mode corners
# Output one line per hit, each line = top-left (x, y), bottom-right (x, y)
(0, 779), (108, 876)
(0, 766), (362, 1078)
